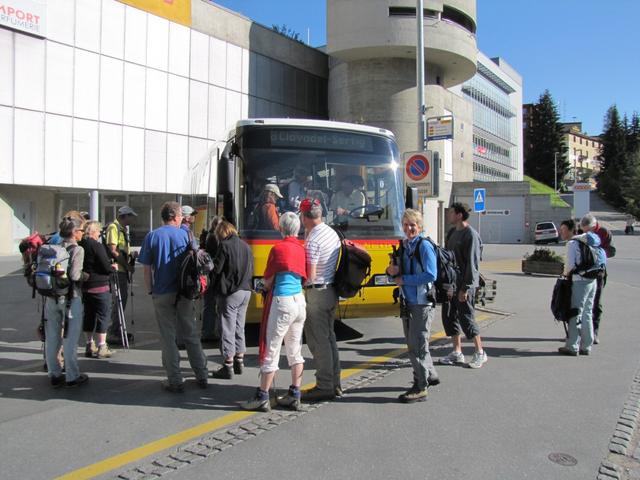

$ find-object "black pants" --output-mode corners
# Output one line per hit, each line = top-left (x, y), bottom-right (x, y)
(592, 270), (607, 334)
(83, 291), (112, 334)
(442, 287), (480, 339)
(108, 272), (129, 336)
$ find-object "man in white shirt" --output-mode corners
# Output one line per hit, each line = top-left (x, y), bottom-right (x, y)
(299, 198), (342, 402)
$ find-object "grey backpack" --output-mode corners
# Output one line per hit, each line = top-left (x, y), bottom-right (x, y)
(34, 244), (74, 297)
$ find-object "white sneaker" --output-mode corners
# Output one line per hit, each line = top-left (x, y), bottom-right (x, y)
(438, 351), (465, 365)
(468, 351), (488, 369)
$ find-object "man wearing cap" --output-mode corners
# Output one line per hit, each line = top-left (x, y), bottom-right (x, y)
(257, 184), (283, 231)
(299, 198), (343, 402)
(180, 205), (199, 249)
(106, 206), (137, 344)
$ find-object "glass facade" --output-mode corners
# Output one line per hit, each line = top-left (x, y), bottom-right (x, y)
(462, 68), (519, 181)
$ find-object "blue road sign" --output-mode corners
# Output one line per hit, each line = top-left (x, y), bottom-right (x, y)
(473, 188), (486, 213)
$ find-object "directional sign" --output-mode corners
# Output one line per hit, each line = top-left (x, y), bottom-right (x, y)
(405, 153), (430, 181)
(427, 116), (454, 141)
(473, 188), (486, 213)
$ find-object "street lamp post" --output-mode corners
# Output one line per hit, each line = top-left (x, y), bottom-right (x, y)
(554, 152), (558, 192)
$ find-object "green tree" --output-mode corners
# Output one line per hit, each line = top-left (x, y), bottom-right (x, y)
(524, 90), (569, 189)
(598, 105), (628, 206)
(621, 149), (640, 217)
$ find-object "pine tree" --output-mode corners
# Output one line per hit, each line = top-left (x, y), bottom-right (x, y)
(621, 113), (640, 216)
(598, 105), (627, 206)
(524, 90), (568, 188)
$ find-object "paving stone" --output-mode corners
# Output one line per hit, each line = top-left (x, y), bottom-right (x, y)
(170, 451), (199, 463)
(633, 446), (640, 461)
(597, 474), (618, 480)
(601, 460), (621, 471)
(135, 464), (158, 474)
(198, 437), (222, 449)
(235, 432), (257, 441)
(211, 432), (236, 442)
(164, 460), (187, 470)
(226, 428), (244, 436)
(621, 414), (637, 422)
(610, 436), (629, 447)
(149, 466), (174, 476)
(239, 422), (261, 432)
(117, 471), (149, 480)
(618, 419), (635, 429)
(613, 430), (632, 441)
(600, 463), (621, 476)
(610, 444), (627, 455)
(227, 437), (244, 446)
(616, 424), (634, 435)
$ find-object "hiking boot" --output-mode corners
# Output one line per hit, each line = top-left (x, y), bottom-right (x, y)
(196, 378), (208, 389)
(66, 373), (89, 387)
(558, 346), (578, 356)
(593, 334), (600, 345)
(211, 364), (233, 379)
(438, 351), (465, 365)
(233, 357), (244, 375)
(398, 386), (427, 403)
(334, 385), (344, 397)
(467, 351), (488, 369)
(579, 349), (591, 356)
(241, 388), (270, 412)
(161, 380), (185, 393)
(50, 375), (65, 389)
(277, 387), (302, 411)
(427, 375), (441, 387)
(85, 342), (98, 358)
(96, 344), (115, 359)
(301, 387), (335, 403)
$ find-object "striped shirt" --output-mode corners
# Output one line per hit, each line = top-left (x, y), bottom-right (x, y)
(305, 222), (341, 285)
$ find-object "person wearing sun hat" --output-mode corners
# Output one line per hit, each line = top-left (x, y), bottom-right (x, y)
(256, 184), (283, 231)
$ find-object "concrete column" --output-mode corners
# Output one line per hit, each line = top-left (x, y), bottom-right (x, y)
(89, 190), (99, 220)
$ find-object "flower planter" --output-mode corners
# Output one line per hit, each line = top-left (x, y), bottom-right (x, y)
(521, 260), (563, 276)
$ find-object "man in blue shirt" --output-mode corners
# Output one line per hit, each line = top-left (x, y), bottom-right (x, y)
(386, 209), (438, 403)
(138, 201), (208, 392)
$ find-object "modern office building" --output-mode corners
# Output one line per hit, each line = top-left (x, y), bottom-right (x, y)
(0, 0), (327, 251)
(1, 0), (526, 252)
(454, 52), (523, 182)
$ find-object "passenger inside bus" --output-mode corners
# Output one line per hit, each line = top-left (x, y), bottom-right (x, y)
(255, 184), (283, 231)
(287, 167), (309, 210)
(329, 175), (366, 225)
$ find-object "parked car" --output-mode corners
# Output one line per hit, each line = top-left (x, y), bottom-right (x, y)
(534, 221), (559, 244)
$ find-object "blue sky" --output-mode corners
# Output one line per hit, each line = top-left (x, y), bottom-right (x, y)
(211, 0), (639, 135)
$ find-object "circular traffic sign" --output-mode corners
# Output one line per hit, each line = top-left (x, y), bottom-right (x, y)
(405, 154), (429, 181)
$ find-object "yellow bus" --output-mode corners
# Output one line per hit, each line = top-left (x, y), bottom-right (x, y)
(213, 118), (405, 322)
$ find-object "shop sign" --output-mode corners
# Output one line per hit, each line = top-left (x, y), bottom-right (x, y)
(0, 0), (46, 37)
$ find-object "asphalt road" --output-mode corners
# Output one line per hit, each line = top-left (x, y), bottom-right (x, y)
(0, 199), (637, 479)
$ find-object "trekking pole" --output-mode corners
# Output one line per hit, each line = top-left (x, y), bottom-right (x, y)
(112, 273), (129, 350)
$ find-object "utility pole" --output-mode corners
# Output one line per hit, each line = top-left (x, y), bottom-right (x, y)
(416, 0), (426, 151)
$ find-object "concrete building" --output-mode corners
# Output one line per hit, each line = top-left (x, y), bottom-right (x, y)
(326, 0), (478, 235)
(453, 52), (523, 182)
(0, 0), (327, 252)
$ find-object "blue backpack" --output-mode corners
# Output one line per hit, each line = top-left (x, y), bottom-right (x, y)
(573, 239), (605, 279)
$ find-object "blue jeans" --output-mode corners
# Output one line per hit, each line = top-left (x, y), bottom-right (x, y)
(45, 296), (83, 382)
(566, 279), (597, 352)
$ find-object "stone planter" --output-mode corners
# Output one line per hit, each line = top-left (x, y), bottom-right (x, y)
(521, 260), (564, 276)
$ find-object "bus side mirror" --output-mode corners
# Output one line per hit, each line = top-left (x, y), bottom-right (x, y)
(405, 187), (418, 209)
(218, 147), (236, 224)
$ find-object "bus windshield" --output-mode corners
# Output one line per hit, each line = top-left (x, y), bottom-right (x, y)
(234, 126), (404, 239)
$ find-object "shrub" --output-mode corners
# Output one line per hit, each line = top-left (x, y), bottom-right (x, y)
(524, 248), (564, 264)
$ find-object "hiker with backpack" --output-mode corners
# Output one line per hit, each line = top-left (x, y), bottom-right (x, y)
(386, 208), (439, 403)
(557, 219), (603, 356)
(105, 206), (137, 345)
(210, 220), (254, 379)
(80, 221), (117, 359)
(579, 213), (614, 344)
(201, 216), (224, 343)
(299, 198), (343, 402)
(438, 202), (488, 369)
(241, 212), (308, 412)
(42, 216), (89, 388)
(138, 202), (208, 392)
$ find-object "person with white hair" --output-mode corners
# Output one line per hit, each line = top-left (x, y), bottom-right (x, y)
(241, 212), (307, 412)
(579, 213), (615, 344)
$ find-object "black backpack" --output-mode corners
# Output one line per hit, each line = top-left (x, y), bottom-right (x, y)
(176, 233), (214, 303)
(333, 228), (372, 298)
(411, 237), (458, 304)
(550, 277), (578, 322)
(573, 240), (604, 279)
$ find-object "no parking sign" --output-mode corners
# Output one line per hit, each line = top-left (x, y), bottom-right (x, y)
(403, 151), (437, 197)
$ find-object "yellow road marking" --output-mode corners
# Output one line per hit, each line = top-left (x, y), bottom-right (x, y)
(55, 313), (491, 479)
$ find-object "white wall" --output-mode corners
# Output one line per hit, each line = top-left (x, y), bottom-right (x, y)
(0, 0), (262, 195)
